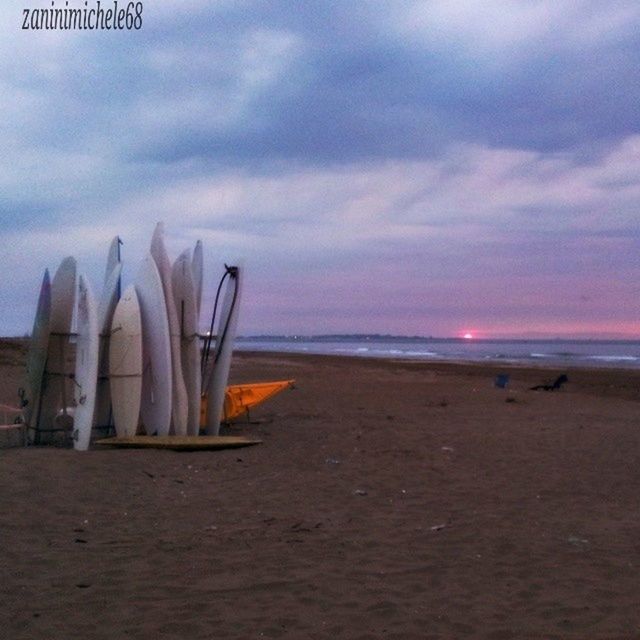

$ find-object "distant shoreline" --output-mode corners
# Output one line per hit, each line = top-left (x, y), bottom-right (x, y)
(237, 335), (640, 345)
(235, 336), (640, 370)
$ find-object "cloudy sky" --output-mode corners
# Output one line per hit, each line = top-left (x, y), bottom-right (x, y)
(2, 0), (639, 338)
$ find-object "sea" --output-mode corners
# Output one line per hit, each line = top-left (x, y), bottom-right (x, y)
(236, 336), (640, 369)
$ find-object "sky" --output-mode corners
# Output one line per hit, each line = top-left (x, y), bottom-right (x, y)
(1, 0), (639, 338)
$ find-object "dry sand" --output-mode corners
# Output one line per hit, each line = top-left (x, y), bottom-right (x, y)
(1, 339), (640, 639)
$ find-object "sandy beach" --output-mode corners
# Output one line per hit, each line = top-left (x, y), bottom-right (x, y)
(1, 340), (640, 639)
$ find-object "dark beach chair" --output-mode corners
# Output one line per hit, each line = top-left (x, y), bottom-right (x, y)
(494, 374), (510, 389)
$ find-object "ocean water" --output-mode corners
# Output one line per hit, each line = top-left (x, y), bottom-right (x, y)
(236, 336), (640, 369)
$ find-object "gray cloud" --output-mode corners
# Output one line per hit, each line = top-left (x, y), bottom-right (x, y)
(2, 1), (640, 336)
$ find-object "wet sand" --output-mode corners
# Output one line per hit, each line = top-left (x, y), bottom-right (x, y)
(1, 340), (640, 639)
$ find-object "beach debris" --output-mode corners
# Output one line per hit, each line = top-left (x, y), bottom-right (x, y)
(441, 446), (454, 452)
(325, 457), (340, 465)
(354, 489), (368, 496)
(430, 524), (447, 531)
(530, 374), (569, 392)
(567, 536), (589, 547)
(75, 583), (91, 589)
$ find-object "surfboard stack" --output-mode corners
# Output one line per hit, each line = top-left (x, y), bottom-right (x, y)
(23, 223), (243, 450)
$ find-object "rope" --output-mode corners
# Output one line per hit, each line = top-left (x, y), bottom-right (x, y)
(214, 266), (239, 366)
(201, 265), (239, 390)
(116, 236), (123, 298)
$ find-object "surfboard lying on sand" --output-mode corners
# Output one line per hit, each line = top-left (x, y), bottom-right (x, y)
(172, 248), (201, 436)
(135, 253), (172, 436)
(151, 222), (188, 435)
(109, 284), (143, 438)
(73, 275), (99, 451)
(24, 269), (51, 431)
(38, 256), (76, 442)
(96, 435), (262, 451)
(205, 264), (242, 435)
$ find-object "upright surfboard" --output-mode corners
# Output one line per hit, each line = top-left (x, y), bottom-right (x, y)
(205, 264), (242, 435)
(150, 223), (188, 435)
(172, 249), (201, 436)
(104, 236), (122, 289)
(94, 262), (123, 430)
(38, 256), (76, 442)
(73, 275), (99, 451)
(109, 284), (143, 438)
(192, 240), (203, 320)
(23, 269), (51, 432)
(135, 253), (172, 436)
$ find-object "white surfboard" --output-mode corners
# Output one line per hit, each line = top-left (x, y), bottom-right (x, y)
(172, 249), (202, 436)
(192, 240), (203, 320)
(150, 222), (188, 435)
(109, 284), (143, 438)
(24, 269), (51, 432)
(73, 275), (99, 451)
(94, 262), (123, 430)
(135, 253), (172, 436)
(38, 256), (76, 442)
(205, 264), (242, 435)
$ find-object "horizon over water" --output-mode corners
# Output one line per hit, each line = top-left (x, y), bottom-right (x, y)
(236, 334), (640, 369)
